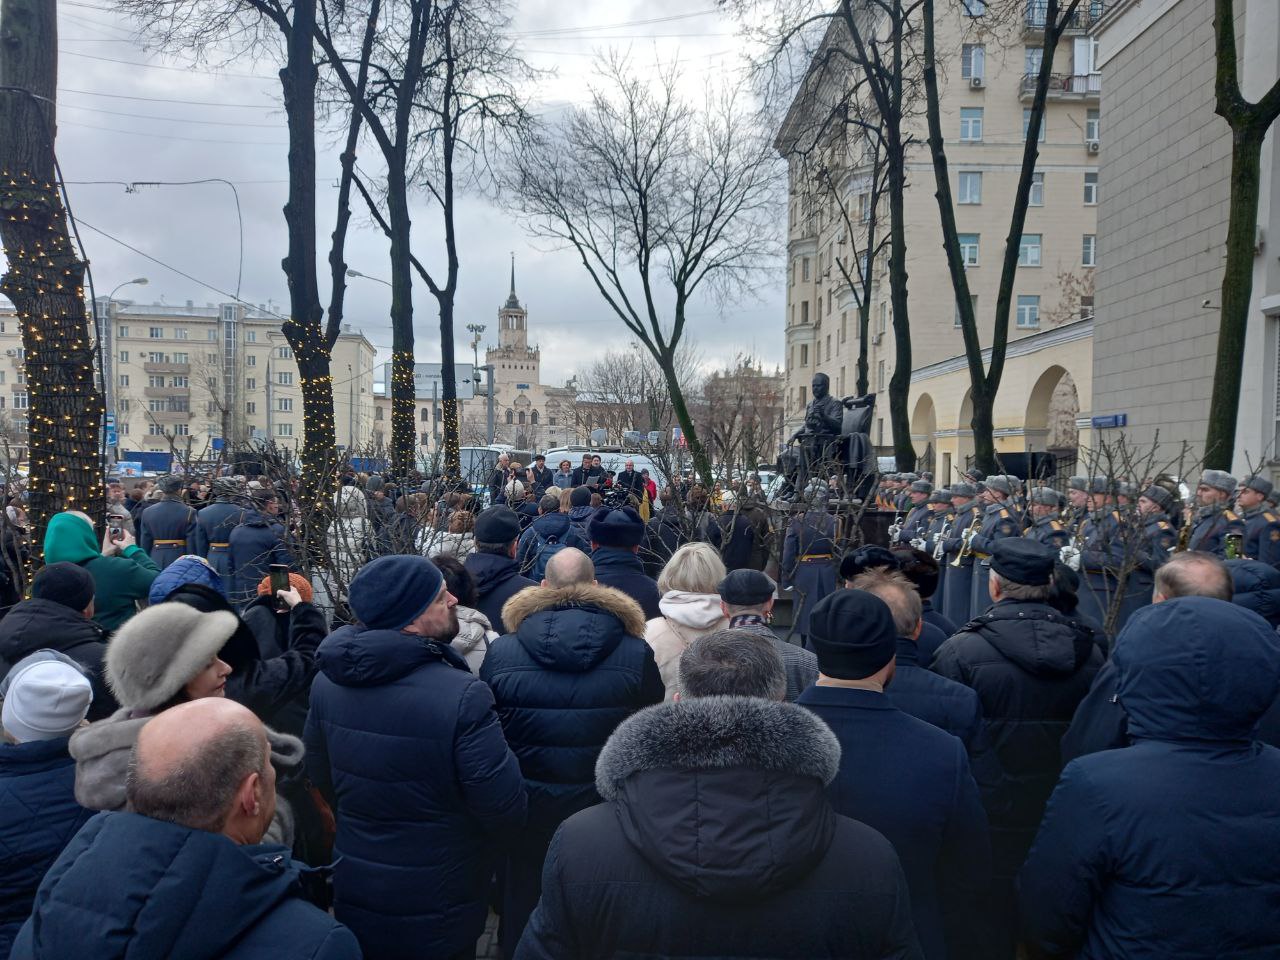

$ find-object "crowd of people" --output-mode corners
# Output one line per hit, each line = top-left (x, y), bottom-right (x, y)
(0, 461), (1276, 959)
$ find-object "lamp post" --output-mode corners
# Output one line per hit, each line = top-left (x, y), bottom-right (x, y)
(102, 278), (148, 464)
(466, 324), (487, 444)
(347, 267), (392, 288)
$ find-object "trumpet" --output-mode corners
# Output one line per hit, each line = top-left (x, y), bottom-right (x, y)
(888, 512), (904, 543)
(909, 537), (927, 551)
(949, 525), (978, 568)
(932, 519), (952, 561)
(1059, 542), (1082, 571)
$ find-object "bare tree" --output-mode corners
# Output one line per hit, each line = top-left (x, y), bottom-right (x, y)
(1204, 0), (1280, 468)
(317, 0), (533, 477)
(0, 0), (108, 547)
(512, 55), (782, 489)
(922, 0), (1085, 473)
(571, 342), (703, 445)
(699, 355), (786, 478)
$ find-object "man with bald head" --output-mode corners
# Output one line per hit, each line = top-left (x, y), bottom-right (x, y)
(482, 548), (664, 956)
(9, 699), (361, 960)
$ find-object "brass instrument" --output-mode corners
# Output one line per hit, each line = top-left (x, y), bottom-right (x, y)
(949, 524), (978, 568)
(1174, 504), (1193, 553)
(888, 511), (904, 543)
(932, 518), (952, 561)
(909, 537), (927, 551)
(1059, 536), (1082, 572)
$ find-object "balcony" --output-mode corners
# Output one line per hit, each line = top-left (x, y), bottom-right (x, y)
(1025, 0), (1105, 33)
(147, 407), (191, 424)
(1019, 72), (1101, 102)
(143, 361), (191, 375)
(144, 386), (190, 399)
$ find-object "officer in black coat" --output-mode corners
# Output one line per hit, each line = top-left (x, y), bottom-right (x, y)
(195, 477), (245, 580)
(1025, 487), (1071, 549)
(227, 491), (294, 608)
(137, 475), (197, 570)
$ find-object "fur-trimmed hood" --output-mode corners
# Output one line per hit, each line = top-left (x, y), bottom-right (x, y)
(502, 582), (645, 674)
(593, 696), (843, 903)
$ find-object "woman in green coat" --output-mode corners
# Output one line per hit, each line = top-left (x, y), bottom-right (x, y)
(43, 512), (159, 632)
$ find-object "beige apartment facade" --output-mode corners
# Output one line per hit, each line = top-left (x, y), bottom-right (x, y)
(779, 2), (1103, 469)
(371, 266), (580, 454)
(1093, 0), (1280, 477)
(0, 298), (378, 461)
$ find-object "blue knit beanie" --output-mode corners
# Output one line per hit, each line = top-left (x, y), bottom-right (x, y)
(349, 554), (445, 630)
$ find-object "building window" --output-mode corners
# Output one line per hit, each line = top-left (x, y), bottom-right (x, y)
(208, 329), (218, 341)
(170, 376), (188, 388)
(173, 424), (189, 437)
(118, 399), (129, 412)
(1084, 172), (1098, 205)
(174, 328), (188, 341)
(825, 334), (832, 360)
(960, 107), (983, 142)
(118, 325), (129, 339)
(505, 410), (514, 425)
(246, 402), (256, 414)
(206, 352), (218, 364)
(149, 423), (165, 436)
(421, 407), (431, 422)
(1016, 295), (1041, 329)
(1086, 108), (1101, 142)
(118, 375), (129, 388)
(1018, 234), (1043, 267)
(955, 295), (978, 328)
(1082, 234), (1097, 267)
(119, 350), (129, 363)
(801, 301), (810, 324)
(958, 171), (982, 204)
(1022, 108), (1046, 142)
(879, 301), (888, 334)
(172, 352), (188, 364)
(278, 398), (292, 412)
(840, 312), (848, 343)
(877, 359), (885, 390)
(962, 0), (985, 14)
(1029, 172), (1044, 206)
(959, 233), (980, 266)
(147, 352), (164, 364)
(1025, 46), (1044, 76)
(276, 423), (293, 437)
(799, 386), (807, 408)
(549, 416), (557, 427)
(961, 44), (985, 80)
(1079, 296), (1095, 320)
(531, 410), (539, 425)
(246, 330), (257, 343)
(221, 305), (235, 321)
(246, 355), (257, 367)
(800, 343), (809, 366)
(277, 372), (292, 386)
(119, 422), (129, 435)
(518, 411), (526, 425)
(375, 406), (384, 421)
(149, 327), (163, 339)
(277, 346), (293, 359)
(12, 393), (27, 410)
(148, 376), (164, 389)
(246, 378), (256, 390)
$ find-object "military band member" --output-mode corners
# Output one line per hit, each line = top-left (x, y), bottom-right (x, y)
(137, 474), (197, 571)
(1236, 475), (1280, 565)
(966, 477), (1022, 614)
(1115, 481), (1138, 511)
(940, 482), (983, 625)
(876, 474), (899, 511)
(1135, 485), (1179, 570)
(1187, 470), (1246, 557)
(195, 477), (245, 580)
(1026, 487), (1071, 549)
(1064, 476), (1090, 528)
(894, 473), (919, 512)
(923, 489), (954, 552)
(895, 480), (931, 543)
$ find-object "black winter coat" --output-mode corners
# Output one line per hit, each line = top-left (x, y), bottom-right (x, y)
(464, 551), (536, 635)
(590, 546), (660, 619)
(305, 623), (526, 960)
(10, 812), (359, 960)
(641, 511), (685, 578)
(1019, 597), (1280, 959)
(227, 510), (293, 606)
(481, 582), (664, 956)
(239, 595), (328, 738)
(0, 599), (117, 720)
(0, 738), (92, 957)
(516, 696), (922, 960)
(930, 600), (1101, 879)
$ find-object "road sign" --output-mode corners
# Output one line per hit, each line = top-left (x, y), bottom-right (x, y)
(375, 362), (475, 400)
(1091, 413), (1128, 429)
(105, 429), (117, 447)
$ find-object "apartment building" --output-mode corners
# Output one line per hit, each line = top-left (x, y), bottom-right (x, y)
(778, 1), (1104, 463)
(1093, 0), (1280, 476)
(0, 298), (376, 461)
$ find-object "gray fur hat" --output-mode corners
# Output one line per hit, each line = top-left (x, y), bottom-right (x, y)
(1029, 486), (1059, 507)
(1241, 474), (1273, 498)
(950, 483), (977, 499)
(157, 475), (184, 495)
(1200, 469), (1238, 495)
(105, 604), (238, 711)
(1067, 475), (1088, 492)
(928, 488), (952, 505)
(984, 476), (1013, 497)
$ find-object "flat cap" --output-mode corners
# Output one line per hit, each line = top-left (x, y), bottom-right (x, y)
(991, 537), (1057, 587)
(717, 569), (776, 606)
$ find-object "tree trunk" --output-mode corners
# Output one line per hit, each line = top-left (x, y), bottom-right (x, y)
(886, 141), (915, 472)
(386, 165), (416, 477)
(856, 299), (871, 396)
(659, 347), (714, 488)
(1205, 125), (1265, 468)
(277, 0), (337, 510)
(970, 387), (997, 473)
(0, 0), (106, 554)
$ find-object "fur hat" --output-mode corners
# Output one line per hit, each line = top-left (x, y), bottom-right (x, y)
(105, 604), (238, 711)
(1200, 470), (1238, 495)
(157, 475), (184, 495)
(588, 506), (645, 548)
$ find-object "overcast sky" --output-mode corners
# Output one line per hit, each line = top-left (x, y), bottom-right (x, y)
(35, 0), (785, 385)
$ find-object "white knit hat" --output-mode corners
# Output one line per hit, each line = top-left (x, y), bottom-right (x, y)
(2, 659), (93, 743)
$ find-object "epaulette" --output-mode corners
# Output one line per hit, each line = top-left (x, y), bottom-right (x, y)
(999, 509), (1009, 519)
(1265, 512), (1277, 523)
(1111, 510), (1121, 522)
(1050, 520), (1062, 530)
(1157, 521), (1170, 530)
(1225, 510), (1239, 521)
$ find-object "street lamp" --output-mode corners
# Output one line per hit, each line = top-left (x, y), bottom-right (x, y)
(101, 278), (148, 465)
(108, 277), (149, 301)
(347, 267), (392, 288)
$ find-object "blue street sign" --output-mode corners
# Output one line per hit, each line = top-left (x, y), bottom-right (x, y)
(105, 429), (117, 446)
(1091, 414), (1128, 429)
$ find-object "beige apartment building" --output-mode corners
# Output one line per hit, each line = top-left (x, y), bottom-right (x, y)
(0, 298), (381, 462)
(1093, 0), (1280, 478)
(779, 1), (1104, 471)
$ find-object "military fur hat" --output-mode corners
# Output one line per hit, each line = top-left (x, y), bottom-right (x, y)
(909, 480), (933, 495)
(1200, 470), (1238, 495)
(1087, 476), (1112, 495)
(157, 475), (184, 495)
(1029, 487), (1059, 508)
(105, 604), (238, 711)
(928, 488), (952, 505)
(984, 476), (1013, 497)
(1067, 476), (1088, 492)
(950, 483), (977, 499)
(1141, 485), (1174, 512)
(1241, 474), (1274, 498)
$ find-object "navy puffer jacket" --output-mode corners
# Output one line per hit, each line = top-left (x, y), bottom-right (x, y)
(305, 623), (526, 960)
(0, 738), (92, 958)
(590, 547), (660, 620)
(464, 551), (536, 635)
(1227, 558), (1280, 626)
(1019, 597), (1280, 959)
(481, 582), (664, 837)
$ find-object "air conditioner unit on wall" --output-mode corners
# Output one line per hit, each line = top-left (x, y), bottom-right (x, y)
(1086, 140), (1100, 153)
(970, 76), (985, 89)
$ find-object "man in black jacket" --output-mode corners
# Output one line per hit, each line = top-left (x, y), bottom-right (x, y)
(516, 629), (921, 959)
(931, 537), (1101, 960)
(526, 454), (554, 497)
(465, 506), (536, 635)
(138, 475), (197, 570)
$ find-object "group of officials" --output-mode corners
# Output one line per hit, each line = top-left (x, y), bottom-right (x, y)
(877, 467), (1280, 632)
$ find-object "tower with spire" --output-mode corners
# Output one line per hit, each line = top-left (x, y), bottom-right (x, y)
(497, 252), (529, 352)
